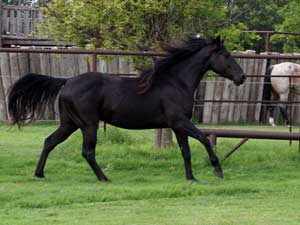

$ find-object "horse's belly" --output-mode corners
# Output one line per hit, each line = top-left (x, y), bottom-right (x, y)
(106, 113), (167, 129)
(106, 120), (168, 129)
(99, 92), (166, 129)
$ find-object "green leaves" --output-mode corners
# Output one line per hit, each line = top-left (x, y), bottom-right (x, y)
(272, 0), (300, 53)
(40, 0), (255, 51)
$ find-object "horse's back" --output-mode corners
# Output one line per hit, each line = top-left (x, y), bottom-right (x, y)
(62, 72), (138, 98)
(58, 72), (165, 128)
(59, 73), (131, 123)
(271, 62), (300, 94)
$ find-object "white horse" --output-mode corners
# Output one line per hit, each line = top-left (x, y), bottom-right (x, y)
(265, 62), (300, 127)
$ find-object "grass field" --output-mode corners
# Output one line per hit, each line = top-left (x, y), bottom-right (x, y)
(1, 123), (300, 225)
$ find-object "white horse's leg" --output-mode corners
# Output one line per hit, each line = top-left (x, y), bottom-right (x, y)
(279, 93), (290, 127)
(269, 116), (276, 127)
(268, 104), (276, 127)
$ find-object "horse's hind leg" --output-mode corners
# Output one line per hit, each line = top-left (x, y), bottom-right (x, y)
(35, 123), (78, 178)
(279, 93), (290, 126)
(279, 105), (290, 126)
(81, 125), (109, 181)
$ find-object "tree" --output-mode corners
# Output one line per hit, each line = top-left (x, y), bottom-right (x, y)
(226, 0), (290, 52)
(272, 0), (300, 53)
(227, 0), (288, 31)
(40, 0), (254, 51)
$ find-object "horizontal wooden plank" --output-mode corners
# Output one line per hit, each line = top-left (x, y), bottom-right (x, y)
(2, 5), (39, 11)
(2, 36), (73, 46)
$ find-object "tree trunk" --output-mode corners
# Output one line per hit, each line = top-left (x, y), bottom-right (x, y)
(154, 128), (173, 149)
(154, 129), (162, 148)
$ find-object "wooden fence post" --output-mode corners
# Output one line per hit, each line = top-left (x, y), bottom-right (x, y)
(0, 0), (2, 47)
(154, 129), (162, 148)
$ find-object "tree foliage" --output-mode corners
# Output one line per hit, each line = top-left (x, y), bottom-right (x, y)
(227, 0), (289, 31)
(272, 0), (300, 53)
(226, 0), (291, 52)
(40, 0), (256, 51)
(6, 0), (300, 53)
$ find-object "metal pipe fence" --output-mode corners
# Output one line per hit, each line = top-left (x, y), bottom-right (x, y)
(1, 47), (300, 59)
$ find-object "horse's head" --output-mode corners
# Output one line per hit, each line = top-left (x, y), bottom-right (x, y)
(207, 36), (246, 85)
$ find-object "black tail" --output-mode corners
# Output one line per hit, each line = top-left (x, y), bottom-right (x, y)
(261, 64), (275, 123)
(263, 65), (274, 105)
(8, 73), (67, 126)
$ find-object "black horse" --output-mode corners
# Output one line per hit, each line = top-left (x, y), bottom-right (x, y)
(8, 36), (245, 182)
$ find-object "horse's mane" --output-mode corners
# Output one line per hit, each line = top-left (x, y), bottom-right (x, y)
(138, 37), (213, 94)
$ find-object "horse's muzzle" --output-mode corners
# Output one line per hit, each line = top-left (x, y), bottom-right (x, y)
(234, 74), (246, 85)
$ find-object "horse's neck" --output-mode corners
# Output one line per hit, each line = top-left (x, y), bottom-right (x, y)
(170, 53), (209, 92)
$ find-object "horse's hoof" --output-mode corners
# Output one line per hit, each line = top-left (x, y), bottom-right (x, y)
(99, 177), (110, 182)
(35, 173), (45, 178)
(214, 169), (224, 178)
(269, 117), (276, 127)
(188, 177), (198, 182)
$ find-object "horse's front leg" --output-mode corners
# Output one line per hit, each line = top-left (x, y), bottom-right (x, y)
(172, 118), (223, 178)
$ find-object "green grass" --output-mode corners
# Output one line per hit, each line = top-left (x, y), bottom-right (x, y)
(1, 123), (300, 225)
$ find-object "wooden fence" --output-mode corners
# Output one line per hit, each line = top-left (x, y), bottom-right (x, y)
(1, 4), (41, 37)
(0, 4), (72, 47)
(0, 51), (300, 125)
